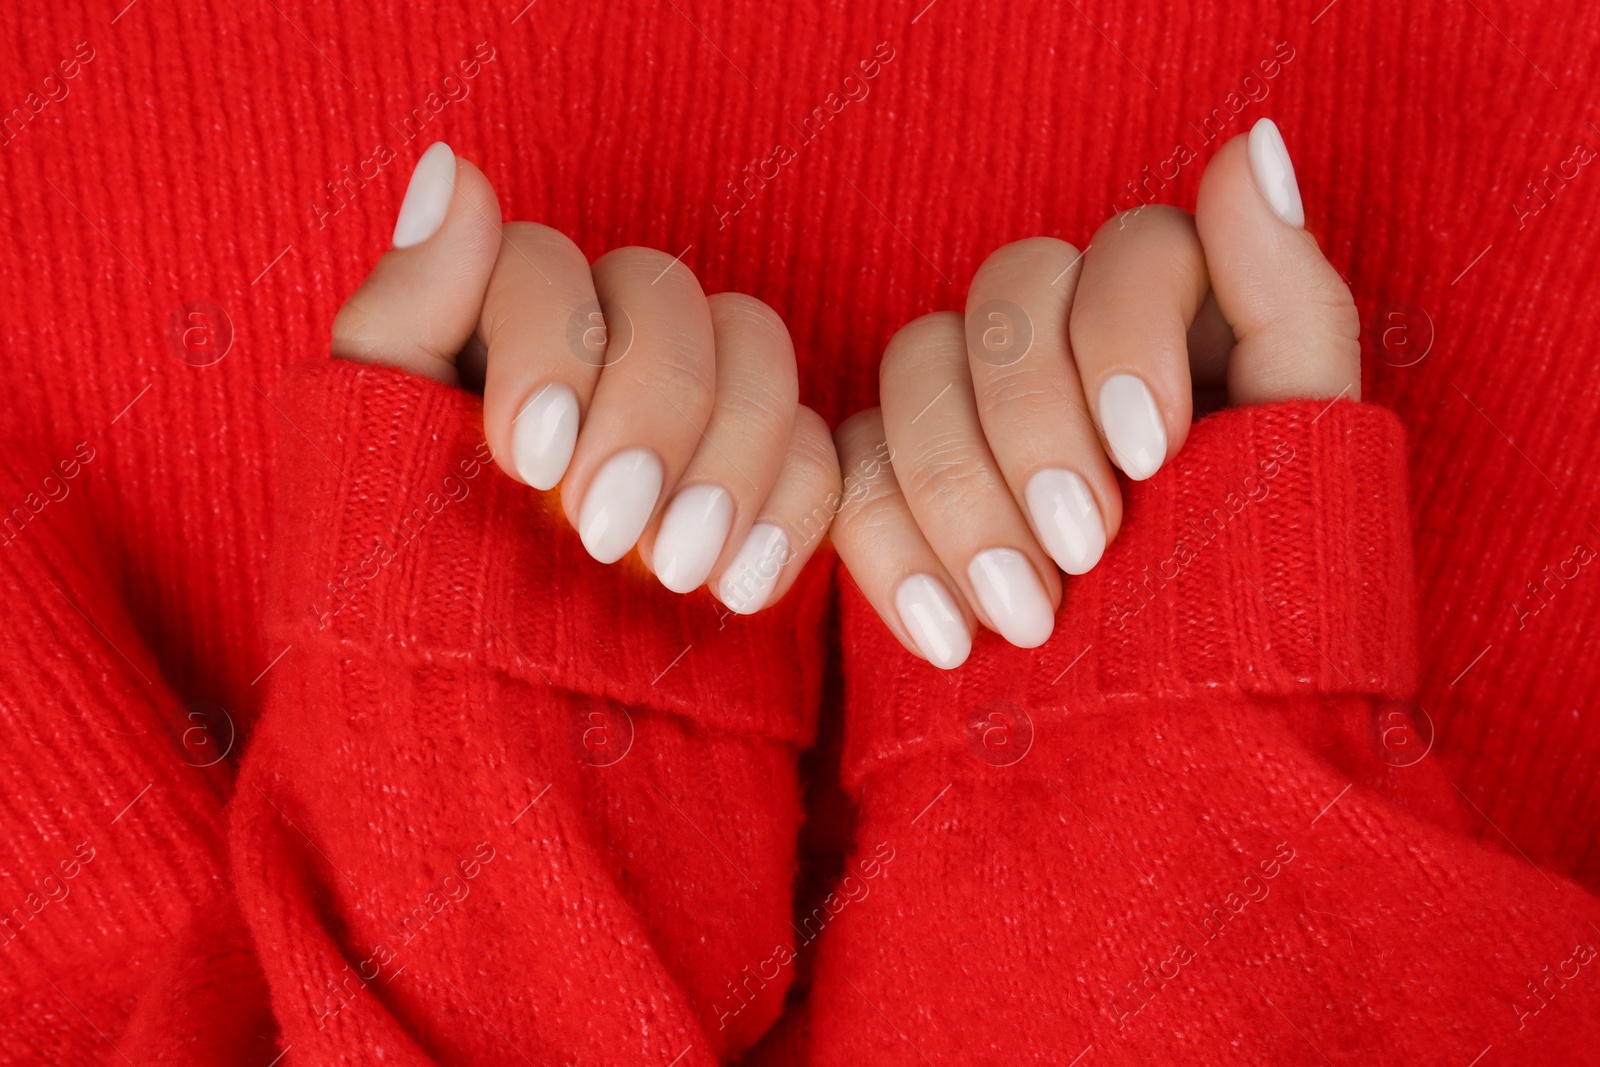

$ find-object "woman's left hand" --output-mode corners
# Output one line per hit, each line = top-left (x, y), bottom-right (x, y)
(830, 118), (1361, 668)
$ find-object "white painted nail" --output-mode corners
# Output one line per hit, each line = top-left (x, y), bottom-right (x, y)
(718, 523), (789, 614)
(511, 383), (580, 490)
(966, 548), (1054, 649)
(1097, 374), (1167, 481)
(392, 142), (456, 248)
(1025, 469), (1107, 575)
(1247, 118), (1305, 229)
(895, 574), (972, 669)
(654, 484), (734, 593)
(577, 449), (663, 564)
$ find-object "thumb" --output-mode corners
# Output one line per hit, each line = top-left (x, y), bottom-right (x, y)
(1194, 118), (1361, 405)
(331, 142), (503, 385)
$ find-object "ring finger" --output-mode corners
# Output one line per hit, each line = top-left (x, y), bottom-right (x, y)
(880, 313), (1060, 649)
(831, 409), (975, 668)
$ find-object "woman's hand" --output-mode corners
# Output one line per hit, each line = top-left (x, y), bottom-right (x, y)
(830, 119), (1361, 667)
(332, 143), (841, 613)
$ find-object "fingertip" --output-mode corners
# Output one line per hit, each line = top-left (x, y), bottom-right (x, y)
(1246, 118), (1305, 229)
(392, 142), (456, 248)
(1197, 120), (1305, 232)
(1196, 121), (1361, 405)
(391, 144), (502, 251)
(331, 145), (504, 378)
(894, 573), (973, 669)
(1096, 373), (1169, 481)
(1024, 468), (1107, 575)
(509, 382), (581, 490)
(574, 447), (665, 564)
(716, 522), (789, 614)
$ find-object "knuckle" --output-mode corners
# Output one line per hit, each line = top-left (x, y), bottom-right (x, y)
(632, 338), (717, 411)
(785, 408), (842, 490)
(330, 295), (375, 349)
(836, 475), (906, 536)
(502, 221), (582, 260)
(1310, 276), (1360, 323)
(978, 236), (1082, 283)
(898, 429), (995, 508)
(835, 409), (887, 461)
(832, 411), (899, 526)
(1114, 203), (1188, 232)
(982, 367), (1057, 410)
(713, 304), (799, 408)
(709, 292), (789, 339)
(881, 312), (965, 389)
(724, 372), (798, 439)
(839, 491), (911, 544)
(1090, 204), (1197, 251)
(594, 245), (700, 290)
(1276, 273), (1359, 344)
(895, 310), (964, 348)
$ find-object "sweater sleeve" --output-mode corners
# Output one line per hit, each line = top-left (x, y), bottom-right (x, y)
(229, 359), (831, 1065)
(0, 430), (260, 1063)
(793, 399), (1600, 1066)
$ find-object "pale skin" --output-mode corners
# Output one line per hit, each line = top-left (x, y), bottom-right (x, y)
(333, 119), (1360, 667)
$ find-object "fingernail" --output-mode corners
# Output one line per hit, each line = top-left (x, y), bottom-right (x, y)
(1025, 469), (1107, 575)
(718, 523), (789, 614)
(511, 383), (580, 490)
(577, 448), (663, 564)
(966, 548), (1054, 648)
(392, 142), (456, 249)
(1247, 118), (1305, 229)
(895, 574), (972, 669)
(1097, 374), (1167, 481)
(654, 484), (734, 593)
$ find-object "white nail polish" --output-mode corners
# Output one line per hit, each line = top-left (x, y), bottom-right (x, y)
(895, 574), (972, 669)
(966, 548), (1054, 649)
(1025, 469), (1107, 575)
(577, 448), (663, 564)
(718, 523), (789, 614)
(1097, 374), (1167, 481)
(654, 484), (734, 593)
(1247, 118), (1305, 229)
(392, 142), (456, 249)
(511, 383), (580, 490)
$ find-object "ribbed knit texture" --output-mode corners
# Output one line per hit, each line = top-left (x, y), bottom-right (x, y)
(776, 404), (1600, 1064)
(2, 0), (1599, 1063)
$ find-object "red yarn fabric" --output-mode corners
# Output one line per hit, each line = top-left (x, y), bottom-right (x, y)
(2, 0), (1599, 1064)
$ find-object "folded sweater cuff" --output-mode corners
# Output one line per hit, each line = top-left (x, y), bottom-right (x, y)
(840, 399), (1417, 786)
(264, 359), (829, 745)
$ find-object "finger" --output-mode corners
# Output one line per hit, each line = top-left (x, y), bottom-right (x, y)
(965, 237), (1120, 575)
(331, 143), (503, 385)
(1070, 205), (1209, 480)
(714, 407), (841, 615)
(641, 294), (798, 594)
(831, 410), (974, 669)
(562, 249), (717, 564)
(881, 313), (1059, 649)
(478, 223), (603, 490)
(1194, 118), (1361, 405)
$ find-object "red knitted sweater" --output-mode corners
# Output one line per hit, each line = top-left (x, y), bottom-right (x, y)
(3, 1), (1599, 1064)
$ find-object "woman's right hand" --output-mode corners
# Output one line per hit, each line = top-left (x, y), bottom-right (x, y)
(829, 119), (1362, 668)
(332, 142), (841, 614)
